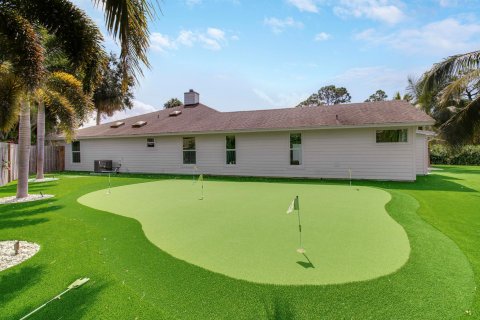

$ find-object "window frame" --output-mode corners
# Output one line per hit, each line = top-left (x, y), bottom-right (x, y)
(375, 128), (409, 144)
(289, 133), (302, 166)
(182, 137), (196, 164)
(72, 141), (81, 163)
(226, 135), (236, 165)
(146, 138), (155, 148)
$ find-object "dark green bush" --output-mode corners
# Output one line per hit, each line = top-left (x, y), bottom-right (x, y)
(430, 144), (480, 165)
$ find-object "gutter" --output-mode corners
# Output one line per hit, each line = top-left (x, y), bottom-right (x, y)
(49, 121), (435, 141)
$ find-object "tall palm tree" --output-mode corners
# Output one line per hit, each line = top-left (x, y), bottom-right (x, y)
(0, 1), (104, 198)
(1, 0), (158, 197)
(419, 50), (480, 145)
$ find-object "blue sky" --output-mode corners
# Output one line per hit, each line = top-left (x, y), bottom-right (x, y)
(73, 0), (480, 122)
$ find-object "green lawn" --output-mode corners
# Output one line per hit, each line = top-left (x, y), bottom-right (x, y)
(0, 167), (478, 319)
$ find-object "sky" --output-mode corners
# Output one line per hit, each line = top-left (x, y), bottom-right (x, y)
(72, 0), (480, 124)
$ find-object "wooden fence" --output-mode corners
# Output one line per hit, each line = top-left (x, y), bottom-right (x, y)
(0, 142), (64, 186)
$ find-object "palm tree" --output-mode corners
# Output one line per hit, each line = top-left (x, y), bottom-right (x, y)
(419, 50), (480, 145)
(0, 1), (103, 198)
(1, 0), (158, 197)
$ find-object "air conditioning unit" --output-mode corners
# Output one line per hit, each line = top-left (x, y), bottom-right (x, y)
(94, 160), (113, 173)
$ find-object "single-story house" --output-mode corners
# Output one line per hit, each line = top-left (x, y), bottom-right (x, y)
(53, 90), (435, 181)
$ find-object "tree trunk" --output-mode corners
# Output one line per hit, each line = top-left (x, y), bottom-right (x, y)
(16, 97), (31, 198)
(96, 109), (101, 125)
(36, 100), (45, 180)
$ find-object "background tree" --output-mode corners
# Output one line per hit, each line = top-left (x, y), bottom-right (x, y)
(365, 90), (388, 102)
(164, 98), (182, 109)
(93, 53), (134, 125)
(393, 91), (413, 102)
(297, 85), (351, 107)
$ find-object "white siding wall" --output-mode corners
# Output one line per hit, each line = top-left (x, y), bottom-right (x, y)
(65, 127), (418, 181)
(415, 133), (428, 175)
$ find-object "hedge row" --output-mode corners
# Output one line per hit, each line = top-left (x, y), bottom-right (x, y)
(430, 144), (480, 165)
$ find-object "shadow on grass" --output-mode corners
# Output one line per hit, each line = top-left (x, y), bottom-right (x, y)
(11, 280), (108, 320)
(0, 199), (61, 230)
(0, 265), (44, 307)
(296, 253), (315, 269)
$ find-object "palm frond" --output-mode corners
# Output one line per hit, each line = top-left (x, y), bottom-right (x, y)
(41, 89), (77, 141)
(0, 62), (22, 131)
(439, 69), (480, 105)
(11, 0), (106, 92)
(47, 71), (93, 123)
(95, 0), (159, 86)
(421, 50), (480, 94)
(439, 96), (480, 145)
(0, 7), (44, 90)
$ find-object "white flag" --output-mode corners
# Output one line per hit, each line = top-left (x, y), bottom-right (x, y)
(286, 196), (299, 214)
(286, 199), (295, 214)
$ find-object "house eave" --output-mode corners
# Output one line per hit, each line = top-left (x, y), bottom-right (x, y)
(49, 121), (435, 141)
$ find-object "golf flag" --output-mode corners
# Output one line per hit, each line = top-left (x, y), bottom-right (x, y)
(198, 174), (203, 182)
(286, 196), (299, 214)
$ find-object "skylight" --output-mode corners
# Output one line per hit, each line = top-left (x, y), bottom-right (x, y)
(169, 110), (182, 117)
(110, 121), (125, 128)
(132, 121), (147, 128)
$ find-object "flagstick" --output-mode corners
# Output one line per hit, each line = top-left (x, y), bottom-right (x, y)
(107, 173), (111, 194)
(201, 180), (204, 200)
(297, 205), (302, 250)
(296, 196), (305, 253)
(349, 169), (352, 187)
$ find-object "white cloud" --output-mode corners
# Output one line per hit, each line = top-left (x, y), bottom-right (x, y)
(287, 0), (319, 13)
(150, 33), (177, 52)
(355, 18), (480, 55)
(198, 34), (222, 50)
(150, 28), (232, 52)
(176, 30), (196, 47)
(333, 0), (405, 25)
(264, 17), (304, 34)
(314, 32), (331, 41)
(207, 27), (226, 40)
(230, 35), (240, 41)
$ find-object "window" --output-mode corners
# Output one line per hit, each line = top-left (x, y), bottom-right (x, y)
(226, 135), (236, 165)
(290, 133), (302, 165)
(376, 129), (408, 143)
(147, 138), (155, 148)
(72, 141), (81, 163)
(183, 137), (196, 164)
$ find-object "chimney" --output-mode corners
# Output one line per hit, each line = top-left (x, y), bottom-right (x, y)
(184, 89), (199, 106)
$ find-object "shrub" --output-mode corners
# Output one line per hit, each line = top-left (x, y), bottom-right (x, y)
(430, 144), (480, 165)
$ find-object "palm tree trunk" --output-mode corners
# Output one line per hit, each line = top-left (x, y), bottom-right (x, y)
(36, 100), (45, 180)
(96, 109), (101, 125)
(16, 97), (31, 198)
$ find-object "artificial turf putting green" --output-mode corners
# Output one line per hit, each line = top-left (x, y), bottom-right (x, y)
(78, 180), (410, 285)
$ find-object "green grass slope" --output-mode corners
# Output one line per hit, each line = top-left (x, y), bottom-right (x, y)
(0, 167), (477, 319)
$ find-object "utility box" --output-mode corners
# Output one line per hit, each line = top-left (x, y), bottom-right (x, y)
(94, 160), (113, 173)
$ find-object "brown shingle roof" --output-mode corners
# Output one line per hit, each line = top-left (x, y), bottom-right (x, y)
(69, 100), (434, 139)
